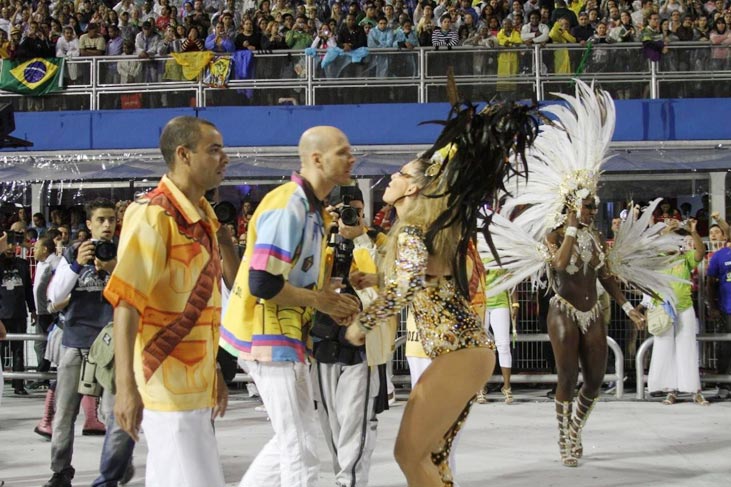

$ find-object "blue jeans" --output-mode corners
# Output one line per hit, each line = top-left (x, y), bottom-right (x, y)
(91, 389), (136, 487)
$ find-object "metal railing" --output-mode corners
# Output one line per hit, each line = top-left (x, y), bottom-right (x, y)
(634, 333), (731, 400)
(391, 333), (626, 399)
(2, 42), (731, 112)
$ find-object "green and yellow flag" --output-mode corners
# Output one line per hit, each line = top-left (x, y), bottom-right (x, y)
(0, 57), (65, 95)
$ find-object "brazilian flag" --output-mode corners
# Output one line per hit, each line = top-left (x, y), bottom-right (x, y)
(0, 57), (65, 95)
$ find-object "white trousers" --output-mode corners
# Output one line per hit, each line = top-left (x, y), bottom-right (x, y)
(240, 360), (320, 487)
(405, 356), (461, 482)
(311, 361), (379, 487)
(486, 307), (512, 369)
(648, 307), (702, 394)
(141, 408), (225, 487)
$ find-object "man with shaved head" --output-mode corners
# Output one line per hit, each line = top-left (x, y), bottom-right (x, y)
(222, 126), (360, 487)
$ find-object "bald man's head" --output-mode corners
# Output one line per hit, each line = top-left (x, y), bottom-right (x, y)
(298, 126), (347, 165)
(298, 126), (355, 199)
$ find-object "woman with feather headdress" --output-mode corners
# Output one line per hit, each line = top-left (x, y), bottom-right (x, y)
(485, 81), (684, 467)
(343, 95), (539, 486)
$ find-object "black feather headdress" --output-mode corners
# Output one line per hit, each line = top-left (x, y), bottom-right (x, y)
(419, 94), (540, 299)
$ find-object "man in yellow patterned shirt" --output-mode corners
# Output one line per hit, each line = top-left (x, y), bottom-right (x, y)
(105, 116), (230, 487)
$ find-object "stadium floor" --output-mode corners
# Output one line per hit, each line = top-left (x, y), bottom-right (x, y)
(1, 386), (729, 487)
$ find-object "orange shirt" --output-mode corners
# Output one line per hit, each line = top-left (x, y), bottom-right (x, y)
(104, 176), (222, 412)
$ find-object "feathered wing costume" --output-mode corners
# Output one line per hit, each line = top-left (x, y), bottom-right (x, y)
(484, 80), (685, 305)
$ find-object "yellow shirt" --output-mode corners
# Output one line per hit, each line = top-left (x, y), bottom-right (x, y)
(104, 176), (222, 412)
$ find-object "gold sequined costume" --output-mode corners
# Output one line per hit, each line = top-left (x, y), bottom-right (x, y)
(357, 226), (493, 485)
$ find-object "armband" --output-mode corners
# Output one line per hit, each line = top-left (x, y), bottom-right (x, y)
(565, 226), (578, 238)
(621, 301), (634, 317)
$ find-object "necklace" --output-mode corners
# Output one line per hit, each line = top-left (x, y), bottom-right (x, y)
(566, 228), (595, 275)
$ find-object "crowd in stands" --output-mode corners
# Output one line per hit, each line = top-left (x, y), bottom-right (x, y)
(1, 0), (730, 65)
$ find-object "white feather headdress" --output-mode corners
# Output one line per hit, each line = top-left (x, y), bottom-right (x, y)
(500, 80), (615, 237)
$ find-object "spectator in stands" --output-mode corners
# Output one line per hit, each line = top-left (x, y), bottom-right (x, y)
(78, 22), (106, 56)
(384, 2), (400, 29)
(458, 10), (478, 42)
(645, 219), (709, 406)
(0, 29), (10, 59)
(286, 15), (313, 48)
(31, 213), (48, 238)
(549, 17), (576, 73)
(708, 223), (731, 399)
(414, 1), (434, 26)
(205, 22), (236, 54)
(158, 24), (181, 53)
(118, 39), (142, 83)
(588, 21), (614, 70)
(235, 18), (262, 50)
(368, 15), (394, 77)
(118, 11), (139, 43)
(660, 0), (686, 18)
(551, 0), (578, 27)
(572, 11), (595, 43)
(676, 14), (696, 40)
(522, 10), (550, 45)
(114, 0), (139, 18)
(0, 240), (35, 396)
(642, 12), (667, 62)
(393, 18), (419, 48)
(506, 0), (525, 23)
(264, 21), (288, 49)
(359, 2), (378, 27)
(653, 199), (682, 224)
(140, 0), (157, 24)
(156, 5), (173, 31)
(181, 24), (204, 51)
(56, 25), (79, 65)
(610, 9), (637, 41)
(631, 0), (653, 27)
(135, 20), (161, 59)
(432, 13), (458, 46)
(106, 24), (124, 55)
(496, 18), (522, 91)
(312, 22), (337, 50)
(710, 17), (731, 69)
(338, 12), (368, 50)
(16, 20), (54, 59)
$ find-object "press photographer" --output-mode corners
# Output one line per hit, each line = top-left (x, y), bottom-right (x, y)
(45, 198), (135, 487)
(311, 186), (393, 487)
(311, 188), (363, 363)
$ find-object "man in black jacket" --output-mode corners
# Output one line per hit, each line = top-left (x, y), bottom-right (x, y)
(338, 13), (368, 50)
(0, 236), (35, 395)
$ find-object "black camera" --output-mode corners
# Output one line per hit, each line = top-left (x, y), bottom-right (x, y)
(213, 201), (237, 225)
(204, 189), (237, 225)
(92, 240), (117, 262)
(330, 186), (363, 228)
(332, 195), (360, 227)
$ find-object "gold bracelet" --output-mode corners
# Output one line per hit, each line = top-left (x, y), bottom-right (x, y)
(511, 303), (520, 308)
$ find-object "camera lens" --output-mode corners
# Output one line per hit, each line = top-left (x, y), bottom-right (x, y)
(94, 241), (117, 262)
(213, 201), (237, 224)
(340, 206), (360, 227)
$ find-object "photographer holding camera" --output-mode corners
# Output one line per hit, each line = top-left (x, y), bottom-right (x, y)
(312, 186), (393, 487)
(45, 198), (135, 487)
